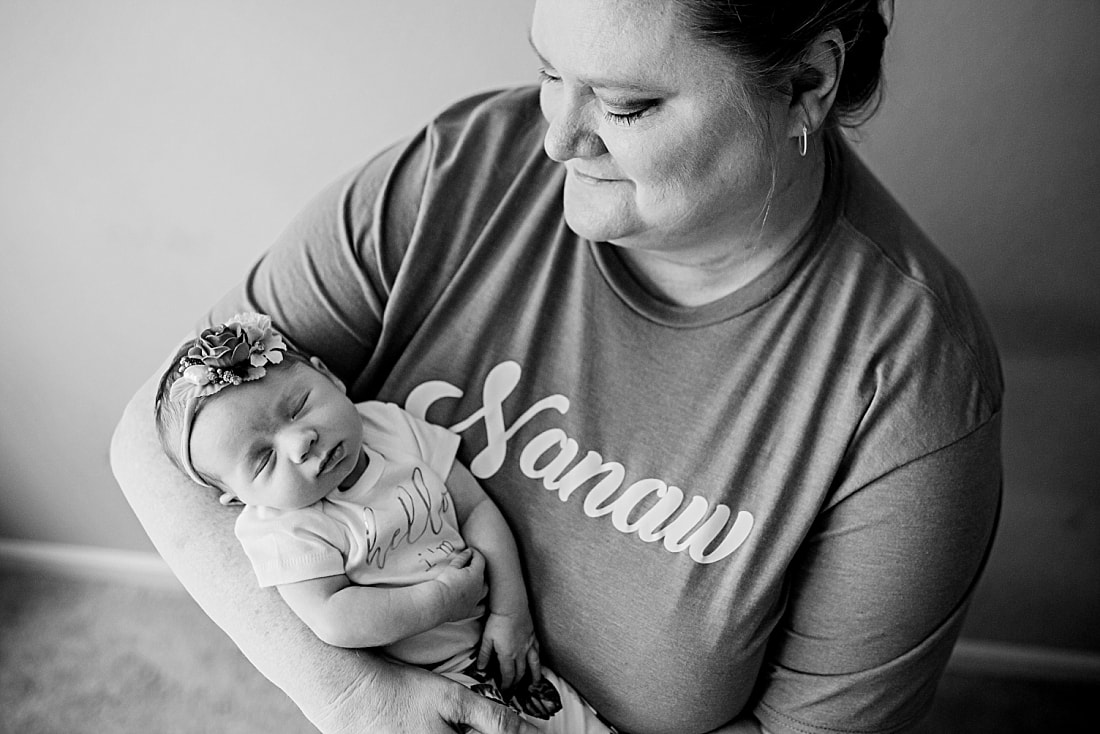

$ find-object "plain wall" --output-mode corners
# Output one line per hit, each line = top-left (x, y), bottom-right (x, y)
(1, 1), (1097, 653)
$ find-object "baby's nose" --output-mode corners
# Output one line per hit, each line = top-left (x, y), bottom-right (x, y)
(283, 427), (317, 464)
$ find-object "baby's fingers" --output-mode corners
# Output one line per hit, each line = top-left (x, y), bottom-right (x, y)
(526, 640), (542, 681)
(497, 652), (518, 691)
(448, 548), (474, 568)
(476, 634), (494, 672)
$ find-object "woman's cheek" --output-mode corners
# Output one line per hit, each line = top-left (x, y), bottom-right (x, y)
(538, 84), (555, 122)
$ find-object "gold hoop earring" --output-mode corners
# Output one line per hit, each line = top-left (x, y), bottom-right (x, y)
(798, 125), (809, 157)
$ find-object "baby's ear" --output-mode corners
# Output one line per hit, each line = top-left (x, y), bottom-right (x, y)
(309, 356), (347, 392)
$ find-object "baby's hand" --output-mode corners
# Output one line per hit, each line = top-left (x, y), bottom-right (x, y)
(433, 549), (488, 624)
(477, 609), (540, 691)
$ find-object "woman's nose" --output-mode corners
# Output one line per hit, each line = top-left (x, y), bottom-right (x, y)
(541, 86), (606, 162)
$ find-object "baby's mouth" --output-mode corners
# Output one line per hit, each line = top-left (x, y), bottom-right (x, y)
(319, 444), (344, 475)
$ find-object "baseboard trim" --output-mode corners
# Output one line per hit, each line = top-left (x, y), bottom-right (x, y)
(949, 638), (1100, 682)
(2, 539), (1098, 682)
(0, 538), (180, 591)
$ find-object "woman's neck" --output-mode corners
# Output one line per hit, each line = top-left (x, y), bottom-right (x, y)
(616, 145), (828, 309)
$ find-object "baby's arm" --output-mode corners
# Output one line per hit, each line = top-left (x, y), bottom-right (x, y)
(446, 462), (538, 689)
(276, 548), (487, 649)
(112, 370), (539, 734)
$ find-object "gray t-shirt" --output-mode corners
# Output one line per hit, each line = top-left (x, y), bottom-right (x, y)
(208, 87), (1002, 734)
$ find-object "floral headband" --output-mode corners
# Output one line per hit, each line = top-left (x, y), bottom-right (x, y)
(169, 312), (287, 487)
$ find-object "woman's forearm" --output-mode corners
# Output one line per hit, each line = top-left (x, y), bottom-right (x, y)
(109, 371), (386, 730)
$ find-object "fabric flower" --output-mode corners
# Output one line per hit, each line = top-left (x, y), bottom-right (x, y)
(230, 312), (287, 369)
(169, 364), (225, 403)
(182, 364), (212, 386)
(188, 323), (252, 370)
(169, 312), (289, 404)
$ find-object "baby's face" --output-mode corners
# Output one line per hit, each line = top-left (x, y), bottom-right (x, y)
(188, 360), (365, 509)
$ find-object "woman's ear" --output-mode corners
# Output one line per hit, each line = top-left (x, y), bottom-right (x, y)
(309, 356), (347, 392)
(788, 28), (845, 138)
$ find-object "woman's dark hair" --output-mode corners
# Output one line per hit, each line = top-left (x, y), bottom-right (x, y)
(672, 0), (893, 128)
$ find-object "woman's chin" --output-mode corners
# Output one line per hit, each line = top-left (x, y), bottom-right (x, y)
(562, 185), (639, 243)
(564, 211), (631, 245)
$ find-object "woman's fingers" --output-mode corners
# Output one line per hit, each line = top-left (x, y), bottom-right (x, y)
(451, 689), (538, 734)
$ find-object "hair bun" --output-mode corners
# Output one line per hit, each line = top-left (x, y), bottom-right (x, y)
(834, 1), (891, 126)
(674, 0), (893, 129)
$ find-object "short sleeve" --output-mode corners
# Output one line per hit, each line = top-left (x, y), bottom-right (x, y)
(203, 132), (431, 384)
(754, 415), (1002, 734)
(357, 401), (461, 481)
(234, 505), (348, 588)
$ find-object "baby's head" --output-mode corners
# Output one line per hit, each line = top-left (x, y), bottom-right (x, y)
(155, 313), (366, 510)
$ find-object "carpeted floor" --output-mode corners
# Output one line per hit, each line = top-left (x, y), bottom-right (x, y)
(0, 565), (313, 734)
(0, 565), (1093, 733)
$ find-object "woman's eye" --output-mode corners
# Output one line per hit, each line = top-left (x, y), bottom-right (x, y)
(292, 393), (309, 418)
(537, 65), (654, 125)
(602, 101), (656, 126)
(603, 108), (648, 126)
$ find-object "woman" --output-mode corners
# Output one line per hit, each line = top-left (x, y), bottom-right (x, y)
(111, 1), (1002, 733)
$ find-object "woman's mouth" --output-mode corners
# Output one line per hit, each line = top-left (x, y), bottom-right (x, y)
(571, 167), (620, 185)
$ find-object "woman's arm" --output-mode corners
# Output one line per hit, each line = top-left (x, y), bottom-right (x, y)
(276, 550), (487, 648)
(110, 369), (536, 734)
(707, 719), (769, 733)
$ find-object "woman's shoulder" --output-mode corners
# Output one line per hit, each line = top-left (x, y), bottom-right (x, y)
(835, 142), (965, 297)
(339, 85), (547, 205)
(421, 85), (550, 180)
(825, 139), (1004, 409)
(430, 85), (544, 137)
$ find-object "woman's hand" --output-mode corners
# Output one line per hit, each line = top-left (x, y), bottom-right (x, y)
(432, 548), (490, 623)
(317, 657), (539, 734)
(476, 609), (540, 691)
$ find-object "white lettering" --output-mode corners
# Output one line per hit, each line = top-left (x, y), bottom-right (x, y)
(406, 361), (568, 478)
(611, 480), (753, 561)
(656, 496), (755, 564)
(406, 380), (463, 420)
(405, 360), (754, 565)
(609, 478), (667, 533)
(579, 456), (627, 518)
(518, 429), (578, 498)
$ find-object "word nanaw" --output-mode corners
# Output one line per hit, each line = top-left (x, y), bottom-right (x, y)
(406, 361), (753, 565)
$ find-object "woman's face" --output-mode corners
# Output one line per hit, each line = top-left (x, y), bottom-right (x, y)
(532, 0), (782, 255)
